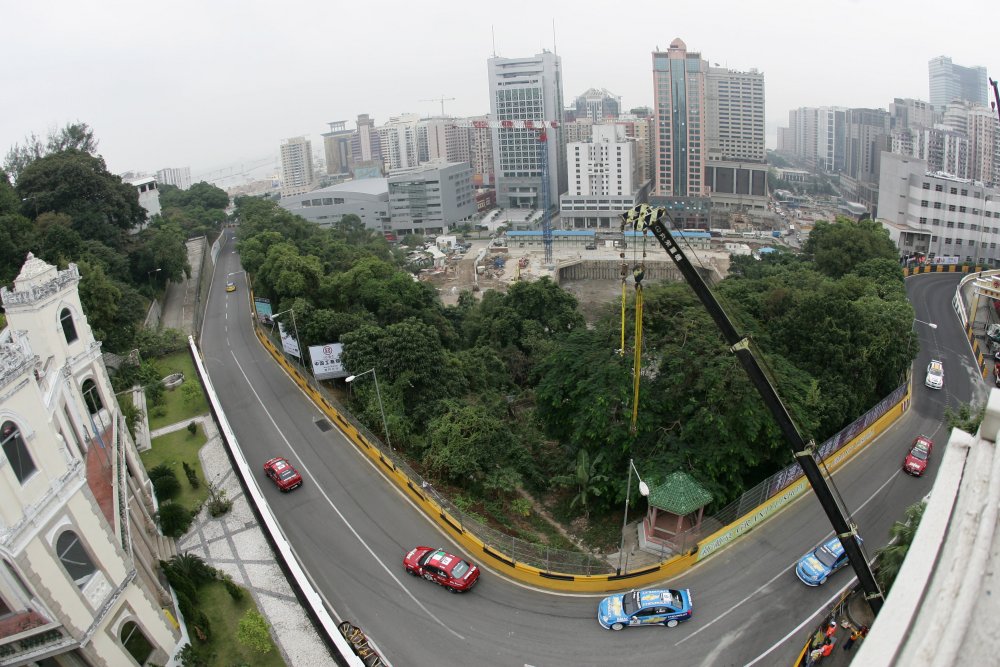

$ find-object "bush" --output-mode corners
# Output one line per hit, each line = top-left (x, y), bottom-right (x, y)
(146, 380), (165, 407)
(182, 461), (200, 489)
(219, 573), (245, 601)
(186, 421), (198, 436)
(153, 472), (181, 501)
(206, 482), (233, 517)
(236, 610), (273, 654)
(182, 383), (203, 406)
(148, 464), (174, 482)
(510, 497), (533, 518)
(158, 503), (193, 538)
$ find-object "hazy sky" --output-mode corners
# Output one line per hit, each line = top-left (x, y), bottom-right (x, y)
(2, 0), (995, 182)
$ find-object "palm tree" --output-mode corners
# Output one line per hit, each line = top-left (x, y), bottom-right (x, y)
(875, 501), (925, 593)
(554, 450), (609, 519)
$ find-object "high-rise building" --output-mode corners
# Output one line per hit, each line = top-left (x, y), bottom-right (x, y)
(377, 114), (424, 172)
(351, 114), (383, 178)
(279, 136), (314, 197)
(322, 121), (354, 175)
(0, 255), (182, 665)
(889, 98), (937, 131)
(842, 108), (891, 213)
(387, 161), (476, 237)
(155, 166), (192, 190)
(706, 67), (765, 162)
(616, 113), (655, 186)
(891, 125), (969, 178)
(573, 88), (621, 122)
(652, 38), (709, 201)
(423, 118), (471, 166)
(560, 124), (643, 229)
(967, 106), (999, 186)
(929, 56), (988, 112)
(466, 116), (494, 188)
(487, 51), (566, 211)
(783, 106), (847, 172)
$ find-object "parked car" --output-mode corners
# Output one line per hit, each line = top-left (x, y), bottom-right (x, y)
(925, 360), (944, 389)
(903, 435), (933, 476)
(404, 547), (480, 593)
(263, 457), (303, 492)
(988, 323), (1000, 344)
(585, 243), (597, 250)
(795, 536), (863, 586)
(597, 588), (693, 631)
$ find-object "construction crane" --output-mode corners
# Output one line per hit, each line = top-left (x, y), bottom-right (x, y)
(448, 119), (560, 264)
(420, 95), (456, 116)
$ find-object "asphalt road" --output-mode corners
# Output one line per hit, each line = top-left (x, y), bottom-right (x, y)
(201, 235), (978, 667)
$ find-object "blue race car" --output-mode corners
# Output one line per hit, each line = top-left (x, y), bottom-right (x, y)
(597, 588), (693, 631)
(795, 536), (863, 586)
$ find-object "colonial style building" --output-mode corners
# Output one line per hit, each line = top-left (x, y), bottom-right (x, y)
(0, 255), (181, 665)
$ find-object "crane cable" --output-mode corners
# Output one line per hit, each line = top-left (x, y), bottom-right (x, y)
(619, 207), (651, 432)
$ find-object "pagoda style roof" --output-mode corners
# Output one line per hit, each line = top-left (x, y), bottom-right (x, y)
(647, 471), (713, 515)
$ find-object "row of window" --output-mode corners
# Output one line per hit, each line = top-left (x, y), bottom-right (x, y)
(920, 200), (996, 215)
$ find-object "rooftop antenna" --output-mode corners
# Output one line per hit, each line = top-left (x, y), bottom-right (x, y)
(553, 19), (557, 54)
(491, 25), (497, 57)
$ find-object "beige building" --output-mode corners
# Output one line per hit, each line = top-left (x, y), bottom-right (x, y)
(0, 255), (181, 665)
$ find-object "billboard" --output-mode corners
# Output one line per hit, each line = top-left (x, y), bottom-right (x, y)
(309, 343), (347, 380)
(254, 297), (273, 324)
(278, 322), (300, 358)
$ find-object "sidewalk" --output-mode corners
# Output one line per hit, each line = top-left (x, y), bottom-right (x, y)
(163, 416), (329, 666)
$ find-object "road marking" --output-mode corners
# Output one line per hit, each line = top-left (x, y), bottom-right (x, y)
(227, 349), (466, 640)
(675, 468), (901, 647)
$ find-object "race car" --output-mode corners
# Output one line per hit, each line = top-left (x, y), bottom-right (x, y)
(597, 588), (693, 631)
(404, 547), (480, 593)
(795, 535), (863, 586)
(263, 457), (303, 492)
(903, 435), (933, 476)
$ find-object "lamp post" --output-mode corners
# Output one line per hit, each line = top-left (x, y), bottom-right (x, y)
(617, 458), (650, 575)
(907, 318), (938, 373)
(272, 308), (303, 364)
(345, 368), (391, 450)
(147, 268), (161, 289)
(977, 195), (993, 267)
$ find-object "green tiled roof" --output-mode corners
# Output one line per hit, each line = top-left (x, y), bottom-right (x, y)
(647, 472), (713, 515)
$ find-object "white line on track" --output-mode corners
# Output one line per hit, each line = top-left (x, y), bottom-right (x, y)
(227, 348), (466, 640)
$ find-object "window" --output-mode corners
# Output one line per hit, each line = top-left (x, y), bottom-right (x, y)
(935, 184), (943, 192)
(56, 531), (96, 589)
(2, 422), (36, 484)
(121, 621), (154, 664)
(60, 308), (78, 344)
(82, 379), (104, 415)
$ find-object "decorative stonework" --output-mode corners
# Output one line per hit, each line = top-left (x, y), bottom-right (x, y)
(1, 260), (81, 309)
(0, 341), (32, 393)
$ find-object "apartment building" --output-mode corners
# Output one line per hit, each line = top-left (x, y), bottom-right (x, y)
(279, 136), (314, 197)
(560, 124), (643, 229)
(154, 167), (191, 190)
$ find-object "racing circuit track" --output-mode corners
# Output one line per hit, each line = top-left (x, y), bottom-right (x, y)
(200, 232), (982, 666)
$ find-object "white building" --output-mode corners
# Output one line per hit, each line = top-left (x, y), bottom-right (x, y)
(560, 125), (643, 229)
(279, 136), (315, 197)
(377, 115), (423, 172)
(488, 51), (567, 211)
(279, 178), (389, 231)
(0, 255), (181, 665)
(876, 151), (1000, 265)
(125, 175), (160, 223)
(154, 167), (192, 190)
(706, 66), (765, 163)
(387, 161), (475, 237)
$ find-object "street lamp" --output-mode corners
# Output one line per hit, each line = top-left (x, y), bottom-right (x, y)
(617, 458), (650, 575)
(21, 196), (38, 218)
(147, 268), (161, 289)
(345, 368), (391, 450)
(271, 308), (302, 360)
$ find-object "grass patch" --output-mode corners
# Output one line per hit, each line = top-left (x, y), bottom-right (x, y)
(148, 351), (210, 431)
(141, 424), (209, 511)
(197, 580), (286, 667)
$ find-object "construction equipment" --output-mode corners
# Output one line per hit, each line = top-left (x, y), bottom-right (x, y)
(419, 95), (456, 116)
(622, 203), (885, 617)
(448, 119), (560, 265)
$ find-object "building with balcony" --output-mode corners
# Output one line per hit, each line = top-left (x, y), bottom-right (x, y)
(279, 136), (315, 197)
(154, 167), (191, 191)
(560, 125), (645, 229)
(0, 254), (181, 666)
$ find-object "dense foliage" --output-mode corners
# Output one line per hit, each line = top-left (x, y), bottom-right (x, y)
(1, 123), (229, 353)
(237, 199), (914, 525)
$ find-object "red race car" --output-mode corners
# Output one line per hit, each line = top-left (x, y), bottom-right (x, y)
(263, 457), (303, 491)
(902, 436), (933, 477)
(404, 547), (480, 593)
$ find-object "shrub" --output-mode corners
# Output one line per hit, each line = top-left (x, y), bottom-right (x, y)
(146, 380), (165, 407)
(186, 421), (198, 436)
(153, 472), (181, 501)
(219, 573), (245, 601)
(182, 461), (200, 489)
(205, 482), (233, 518)
(510, 497), (533, 518)
(182, 383), (202, 406)
(148, 464), (174, 482)
(158, 503), (193, 538)
(236, 610), (273, 654)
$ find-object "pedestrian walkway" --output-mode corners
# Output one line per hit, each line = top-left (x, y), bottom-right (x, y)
(155, 416), (329, 666)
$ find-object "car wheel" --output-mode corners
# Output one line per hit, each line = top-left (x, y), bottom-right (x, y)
(819, 577), (827, 585)
(610, 622), (625, 631)
(447, 586), (460, 594)
(666, 619), (679, 628)
(423, 572), (435, 583)
(406, 568), (418, 577)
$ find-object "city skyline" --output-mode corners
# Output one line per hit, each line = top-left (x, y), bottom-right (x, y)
(2, 0), (995, 179)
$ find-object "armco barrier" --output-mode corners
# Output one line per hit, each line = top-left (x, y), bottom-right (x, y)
(188, 336), (363, 667)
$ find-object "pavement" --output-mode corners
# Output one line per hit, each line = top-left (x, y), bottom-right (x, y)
(150, 415), (329, 666)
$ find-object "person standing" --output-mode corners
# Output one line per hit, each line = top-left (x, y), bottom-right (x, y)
(844, 627), (863, 651)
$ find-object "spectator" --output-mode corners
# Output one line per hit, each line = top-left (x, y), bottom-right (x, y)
(844, 627), (863, 651)
(821, 638), (835, 657)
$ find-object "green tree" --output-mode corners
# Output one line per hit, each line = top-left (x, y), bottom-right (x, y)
(553, 450), (609, 518)
(804, 217), (898, 278)
(236, 610), (274, 654)
(945, 402), (985, 434)
(875, 501), (925, 593)
(4, 122), (98, 184)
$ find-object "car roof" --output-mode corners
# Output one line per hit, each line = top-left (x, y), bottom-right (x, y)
(928, 361), (943, 372)
(426, 549), (460, 571)
(636, 589), (679, 607)
(821, 537), (846, 556)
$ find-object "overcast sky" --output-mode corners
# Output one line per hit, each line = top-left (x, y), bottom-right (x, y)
(2, 0), (995, 182)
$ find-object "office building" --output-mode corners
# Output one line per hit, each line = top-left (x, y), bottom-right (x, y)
(487, 51), (567, 211)
(279, 136), (314, 197)
(322, 121), (354, 176)
(573, 88), (620, 122)
(387, 161), (476, 237)
(154, 167), (191, 190)
(706, 67), (765, 162)
(876, 151), (999, 265)
(929, 56), (988, 112)
(782, 107), (847, 172)
(351, 114), (383, 178)
(279, 179), (389, 231)
(842, 108), (891, 213)
(560, 124), (644, 229)
(377, 114), (424, 172)
(0, 255), (182, 665)
(889, 98), (937, 131)
(467, 115), (494, 187)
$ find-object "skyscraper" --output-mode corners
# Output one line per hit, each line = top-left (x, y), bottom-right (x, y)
(652, 39), (709, 200)
(322, 121), (354, 176)
(573, 88), (621, 122)
(705, 67), (765, 162)
(279, 136), (314, 197)
(155, 166), (192, 190)
(487, 51), (566, 211)
(929, 56), (988, 112)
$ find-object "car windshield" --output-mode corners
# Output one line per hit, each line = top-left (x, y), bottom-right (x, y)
(450, 560), (471, 578)
(279, 469), (297, 480)
(623, 592), (642, 615)
(815, 544), (841, 568)
(910, 445), (929, 460)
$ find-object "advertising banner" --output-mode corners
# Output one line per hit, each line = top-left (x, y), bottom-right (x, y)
(254, 297), (273, 324)
(309, 343), (347, 380)
(278, 322), (300, 358)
